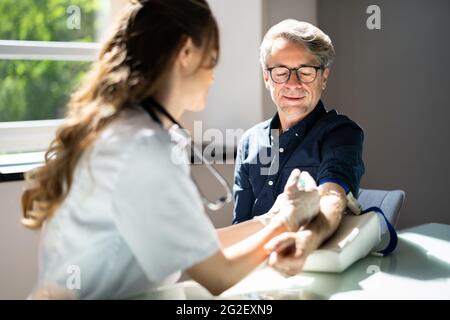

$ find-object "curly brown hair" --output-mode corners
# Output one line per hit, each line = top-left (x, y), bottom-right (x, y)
(21, 0), (219, 229)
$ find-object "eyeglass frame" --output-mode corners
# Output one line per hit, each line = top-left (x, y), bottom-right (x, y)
(265, 64), (324, 84)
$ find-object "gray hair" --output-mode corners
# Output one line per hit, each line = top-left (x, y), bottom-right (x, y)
(260, 19), (335, 69)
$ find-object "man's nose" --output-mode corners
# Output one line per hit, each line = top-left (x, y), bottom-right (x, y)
(285, 71), (303, 87)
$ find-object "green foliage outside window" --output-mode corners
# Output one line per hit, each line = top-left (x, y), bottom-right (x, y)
(0, 0), (100, 122)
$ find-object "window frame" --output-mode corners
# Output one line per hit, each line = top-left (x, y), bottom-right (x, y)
(0, 0), (129, 176)
(0, 39), (100, 61)
(0, 40), (100, 155)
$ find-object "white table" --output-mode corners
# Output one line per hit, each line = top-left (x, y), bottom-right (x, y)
(145, 223), (450, 300)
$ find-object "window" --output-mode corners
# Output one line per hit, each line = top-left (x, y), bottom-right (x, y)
(0, 1), (102, 43)
(0, 0), (127, 171)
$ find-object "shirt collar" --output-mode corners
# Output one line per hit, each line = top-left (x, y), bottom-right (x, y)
(269, 99), (327, 142)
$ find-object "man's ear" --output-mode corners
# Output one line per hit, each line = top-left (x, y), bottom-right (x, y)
(177, 37), (195, 69)
(321, 68), (330, 90)
(263, 69), (271, 90)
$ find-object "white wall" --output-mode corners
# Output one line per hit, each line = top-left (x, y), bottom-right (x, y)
(0, 181), (39, 299)
(182, 0), (264, 144)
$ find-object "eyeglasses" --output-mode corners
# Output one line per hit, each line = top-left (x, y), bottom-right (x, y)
(266, 65), (323, 84)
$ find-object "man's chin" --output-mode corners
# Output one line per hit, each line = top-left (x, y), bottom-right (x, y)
(279, 105), (310, 118)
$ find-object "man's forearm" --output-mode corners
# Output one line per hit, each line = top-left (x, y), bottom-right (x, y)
(220, 182), (348, 250)
(303, 208), (343, 248)
(302, 182), (347, 247)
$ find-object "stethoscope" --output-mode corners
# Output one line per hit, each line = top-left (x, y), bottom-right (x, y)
(140, 96), (233, 211)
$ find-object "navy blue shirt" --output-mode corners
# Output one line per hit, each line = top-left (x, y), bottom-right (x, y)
(233, 100), (365, 224)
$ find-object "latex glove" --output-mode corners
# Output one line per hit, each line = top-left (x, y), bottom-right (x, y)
(254, 170), (302, 226)
(272, 169), (320, 232)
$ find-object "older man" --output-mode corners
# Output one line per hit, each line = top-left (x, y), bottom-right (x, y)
(232, 19), (365, 275)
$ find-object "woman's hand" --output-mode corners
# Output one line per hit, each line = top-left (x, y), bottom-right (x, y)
(270, 169), (320, 232)
(264, 229), (320, 276)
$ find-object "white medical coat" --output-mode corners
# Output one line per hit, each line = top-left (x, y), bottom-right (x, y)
(32, 105), (220, 299)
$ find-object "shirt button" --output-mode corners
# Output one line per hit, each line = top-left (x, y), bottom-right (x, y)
(279, 147), (284, 153)
(268, 180), (274, 186)
(295, 133), (299, 137)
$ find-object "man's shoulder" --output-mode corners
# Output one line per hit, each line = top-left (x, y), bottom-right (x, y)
(321, 109), (364, 133)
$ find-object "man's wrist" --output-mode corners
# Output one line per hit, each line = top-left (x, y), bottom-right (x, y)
(303, 209), (343, 246)
(300, 214), (326, 246)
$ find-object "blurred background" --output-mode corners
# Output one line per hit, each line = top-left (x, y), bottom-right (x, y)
(1, 0), (449, 298)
